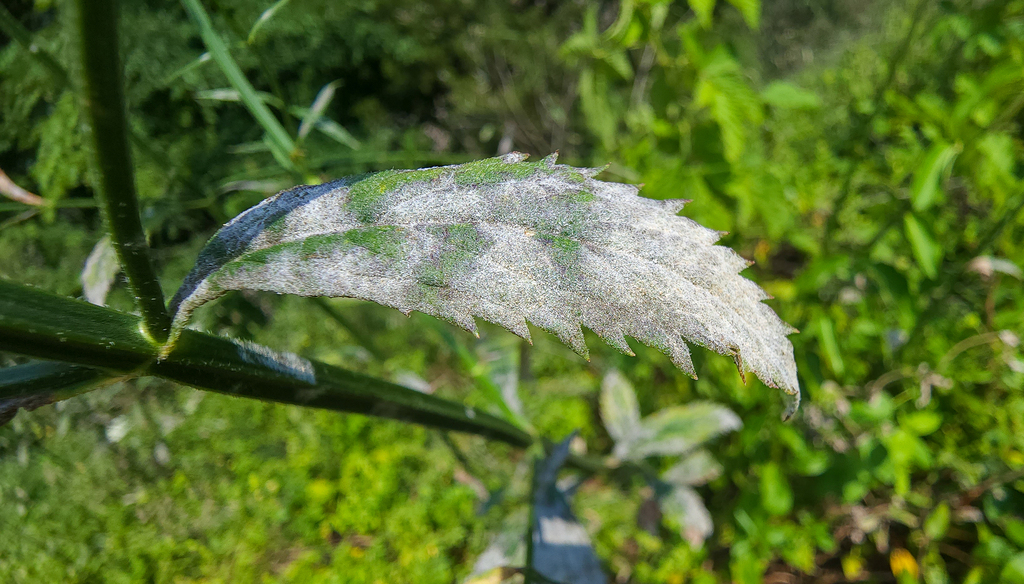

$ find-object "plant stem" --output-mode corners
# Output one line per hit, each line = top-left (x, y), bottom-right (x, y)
(75, 0), (171, 343)
(0, 279), (532, 448)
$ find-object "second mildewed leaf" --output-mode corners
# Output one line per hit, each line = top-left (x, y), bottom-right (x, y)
(170, 153), (799, 402)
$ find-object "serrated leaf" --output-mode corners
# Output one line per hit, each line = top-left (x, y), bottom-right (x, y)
(81, 235), (120, 306)
(600, 369), (642, 450)
(629, 401), (741, 459)
(661, 449), (723, 486)
(170, 153), (799, 403)
(661, 484), (713, 546)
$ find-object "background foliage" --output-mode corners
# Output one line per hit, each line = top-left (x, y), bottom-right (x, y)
(2, 0), (1024, 582)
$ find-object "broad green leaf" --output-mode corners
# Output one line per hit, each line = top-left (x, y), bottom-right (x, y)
(600, 369), (642, 450)
(81, 235), (120, 306)
(903, 212), (942, 279)
(661, 449), (723, 486)
(661, 484), (713, 546)
(629, 401), (741, 459)
(688, 0), (716, 28)
(170, 153), (800, 402)
(910, 142), (960, 211)
(530, 433), (607, 583)
(761, 81), (821, 110)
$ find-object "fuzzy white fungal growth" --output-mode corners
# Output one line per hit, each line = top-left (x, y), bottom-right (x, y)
(170, 153), (800, 411)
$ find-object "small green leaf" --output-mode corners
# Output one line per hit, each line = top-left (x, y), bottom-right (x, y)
(911, 142), (961, 212)
(760, 462), (793, 516)
(600, 369), (642, 451)
(661, 484), (714, 546)
(761, 81), (821, 110)
(688, 0), (717, 28)
(630, 402), (740, 459)
(662, 449), (723, 486)
(903, 212), (942, 279)
(923, 503), (950, 540)
(900, 411), (942, 436)
(816, 315), (845, 377)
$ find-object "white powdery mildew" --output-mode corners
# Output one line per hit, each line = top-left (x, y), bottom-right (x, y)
(170, 153), (800, 409)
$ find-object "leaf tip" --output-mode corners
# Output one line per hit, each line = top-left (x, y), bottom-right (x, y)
(542, 151), (559, 167)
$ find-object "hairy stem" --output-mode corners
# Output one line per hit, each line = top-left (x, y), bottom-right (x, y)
(75, 0), (171, 343)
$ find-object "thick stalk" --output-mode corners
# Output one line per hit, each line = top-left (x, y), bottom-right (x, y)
(76, 0), (171, 343)
(0, 279), (531, 447)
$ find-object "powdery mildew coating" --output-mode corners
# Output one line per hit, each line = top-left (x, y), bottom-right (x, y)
(170, 153), (800, 411)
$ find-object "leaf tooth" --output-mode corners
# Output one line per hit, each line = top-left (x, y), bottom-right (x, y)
(542, 151), (559, 167)
(579, 164), (610, 178)
(600, 329), (635, 356)
(660, 199), (692, 214)
(501, 151), (529, 164)
(667, 337), (697, 379)
(552, 321), (589, 360)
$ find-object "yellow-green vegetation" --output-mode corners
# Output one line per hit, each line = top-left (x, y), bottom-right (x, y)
(2, 0), (1024, 583)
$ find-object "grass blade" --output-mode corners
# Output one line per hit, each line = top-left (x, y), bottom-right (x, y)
(180, 0), (298, 168)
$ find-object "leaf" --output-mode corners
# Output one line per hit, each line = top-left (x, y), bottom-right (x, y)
(629, 401), (741, 459)
(0, 362), (108, 426)
(81, 235), (120, 306)
(297, 80), (340, 143)
(531, 434), (607, 584)
(725, 0), (760, 29)
(761, 81), (821, 110)
(181, 0), (297, 170)
(661, 484), (713, 546)
(661, 449), (723, 486)
(247, 0), (292, 44)
(688, 0), (717, 28)
(903, 212), (941, 279)
(910, 142), (960, 212)
(759, 461), (793, 516)
(170, 153), (800, 406)
(600, 369), (642, 451)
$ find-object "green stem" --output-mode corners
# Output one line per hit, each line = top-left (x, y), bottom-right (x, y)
(0, 279), (531, 447)
(75, 0), (171, 343)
